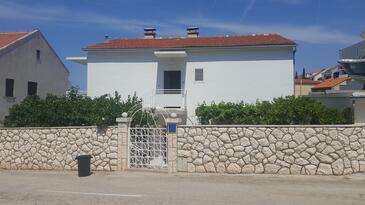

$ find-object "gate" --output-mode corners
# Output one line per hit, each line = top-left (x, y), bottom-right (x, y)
(128, 127), (167, 170)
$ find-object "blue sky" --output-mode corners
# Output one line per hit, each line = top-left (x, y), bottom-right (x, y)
(0, 0), (364, 90)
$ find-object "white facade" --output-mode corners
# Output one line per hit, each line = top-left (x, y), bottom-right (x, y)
(85, 45), (295, 123)
(0, 31), (69, 124)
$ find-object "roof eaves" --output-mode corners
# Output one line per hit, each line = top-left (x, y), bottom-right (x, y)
(0, 30), (37, 50)
(0, 30), (38, 57)
(83, 43), (296, 52)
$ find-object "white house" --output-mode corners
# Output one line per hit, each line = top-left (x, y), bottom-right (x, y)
(68, 28), (296, 123)
(0, 30), (69, 124)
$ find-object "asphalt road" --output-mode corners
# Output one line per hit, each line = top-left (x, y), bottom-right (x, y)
(0, 170), (364, 205)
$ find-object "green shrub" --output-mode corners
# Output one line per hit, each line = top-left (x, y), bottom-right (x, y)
(195, 96), (353, 125)
(4, 87), (152, 127)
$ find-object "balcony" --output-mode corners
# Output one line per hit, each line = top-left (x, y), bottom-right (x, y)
(154, 89), (186, 109)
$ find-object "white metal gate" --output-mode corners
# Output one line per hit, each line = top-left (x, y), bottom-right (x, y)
(128, 128), (167, 169)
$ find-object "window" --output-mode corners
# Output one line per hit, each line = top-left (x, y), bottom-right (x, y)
(36, 50), (41, 61)
(333, 72), (339, 78)
(195, 68), (204, 82)
(164, 71), (181, 94)
(27, 81), (38, 96)
(5, 78), (14, 97)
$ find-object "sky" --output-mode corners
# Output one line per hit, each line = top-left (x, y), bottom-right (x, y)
(0, 0), (364, 90)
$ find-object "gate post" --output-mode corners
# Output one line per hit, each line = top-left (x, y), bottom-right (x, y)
(116, 113), (131, 171)
(166, 114), (181, 173)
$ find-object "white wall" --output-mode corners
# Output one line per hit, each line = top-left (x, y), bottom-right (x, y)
(0, 32), (69, 123)
(87, 51), (158, 107)
(354, 98), (365, 124)
(87, 46), (295, 123)
(185, 47), (294, 121)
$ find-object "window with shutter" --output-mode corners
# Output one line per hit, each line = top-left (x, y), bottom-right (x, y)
(195, 68), (203, 82)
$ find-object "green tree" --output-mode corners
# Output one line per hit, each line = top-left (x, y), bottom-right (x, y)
(4, 87), (153, 127)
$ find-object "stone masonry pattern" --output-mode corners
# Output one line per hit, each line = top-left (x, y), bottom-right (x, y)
(0, 127), (119, 171)
(177, 126), (365, 175)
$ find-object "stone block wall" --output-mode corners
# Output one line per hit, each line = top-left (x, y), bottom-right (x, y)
(0, 127), (119, 171)
(177, 125), (365, 175)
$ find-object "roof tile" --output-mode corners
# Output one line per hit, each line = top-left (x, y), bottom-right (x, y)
(0, 32), (30, 49)
(86, 34), (295, 49)
(312, 77), (352, 89)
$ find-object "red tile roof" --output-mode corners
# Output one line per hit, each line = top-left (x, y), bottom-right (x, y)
(295, 79), (321, 85)
(312, 77), (352, 89)
(0, 31), (31, 49)
(86, 34), (296, 50)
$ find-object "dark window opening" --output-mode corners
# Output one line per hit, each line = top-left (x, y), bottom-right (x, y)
(36, 50), (41, 61)
(333, 72), (339, 78)
(163, 71), (181, 94)
(195, 68), (204, 81)
(5, 78), (14, 97)
(28, 81), (38, 96)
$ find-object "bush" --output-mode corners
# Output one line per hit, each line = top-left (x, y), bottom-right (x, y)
(195, 96), (353, 125)
(4, 87), (153, 127)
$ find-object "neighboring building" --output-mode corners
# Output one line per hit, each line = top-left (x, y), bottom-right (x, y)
(309, 76), (365, 124)
(338, 31), (365, 81)
(309, 65), (347, 81)
(308, 32), (365, 124)
(69, 28), (296, 123)
(0, 30), (69, 124)
(294, 79), (320, 96)
(311, 77), (352, 92)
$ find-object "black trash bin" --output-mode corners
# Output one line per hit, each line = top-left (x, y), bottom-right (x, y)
(75, 155), (93, 177)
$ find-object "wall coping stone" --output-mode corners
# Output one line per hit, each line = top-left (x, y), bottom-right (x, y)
(0, 125), (118, 130)
(178, 123), (365, 128)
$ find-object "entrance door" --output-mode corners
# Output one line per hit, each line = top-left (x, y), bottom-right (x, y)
(164, 71), (181, 94)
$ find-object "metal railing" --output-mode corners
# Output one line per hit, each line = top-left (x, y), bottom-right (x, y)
(156, 89), (184, 94)
(152, 89), (187, 109)
(66, 90), (87, 96)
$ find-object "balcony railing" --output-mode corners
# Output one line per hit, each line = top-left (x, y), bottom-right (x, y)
(156, 89), (184, 94)
(66, 90), (87, 96)
(153, 89), (186, 109)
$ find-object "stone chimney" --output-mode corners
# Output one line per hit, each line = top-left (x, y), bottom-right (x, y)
(187, 26), (199, 38)
(144, 28), (156, 39)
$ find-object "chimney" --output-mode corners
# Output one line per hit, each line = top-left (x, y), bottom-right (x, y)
(144, 28), (156, 39)
(187, 26), (199, 38)
(361, 31), (365, 40)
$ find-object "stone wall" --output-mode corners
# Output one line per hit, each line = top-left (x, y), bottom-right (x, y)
(0, 127), (119, 171)
(177, 125), (365, 175)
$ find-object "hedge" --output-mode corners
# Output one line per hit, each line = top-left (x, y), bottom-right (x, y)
(3, 88), (152, 127)
(195, 96), (353, 125)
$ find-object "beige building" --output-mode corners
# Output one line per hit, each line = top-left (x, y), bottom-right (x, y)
(0, 30), (69, 124)
(294, 79), (320, 96)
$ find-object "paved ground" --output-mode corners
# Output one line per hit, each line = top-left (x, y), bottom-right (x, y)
(0, 170), (365, 205)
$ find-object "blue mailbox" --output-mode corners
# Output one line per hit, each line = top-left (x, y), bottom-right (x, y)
(167, 123), (177, 133)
